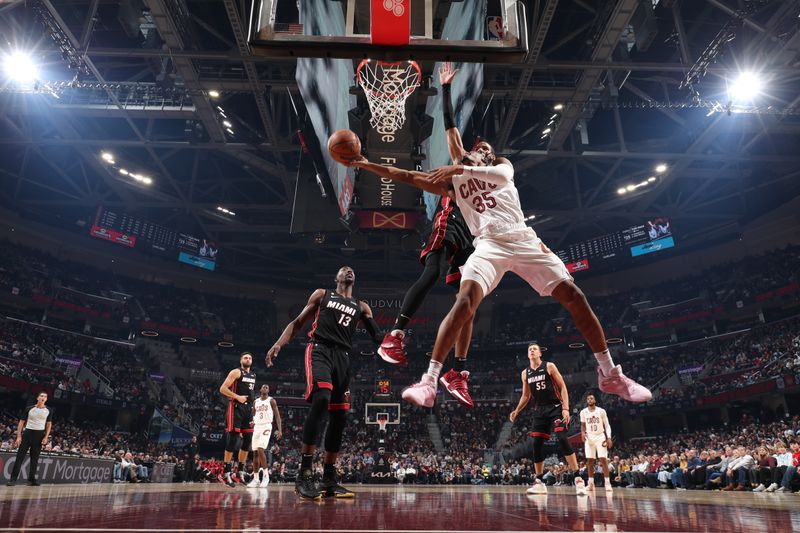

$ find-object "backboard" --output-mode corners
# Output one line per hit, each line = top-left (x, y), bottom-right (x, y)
(248, 0), (528, 63)
(365, 402), (401, 426)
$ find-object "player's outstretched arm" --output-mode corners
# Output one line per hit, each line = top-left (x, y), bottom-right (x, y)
(547, 362), (571, 425)
(350, 157), (451, 196)
(266, 288), (326, 367)
(220, 369), (247, 403)
(439, 62), (466, 164)
(359, 301), (383, 344)
(509, 369), (530, 422)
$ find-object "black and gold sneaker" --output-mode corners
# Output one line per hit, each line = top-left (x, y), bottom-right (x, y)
(295, 469), (321, 500)
(319, 476), (355, 498)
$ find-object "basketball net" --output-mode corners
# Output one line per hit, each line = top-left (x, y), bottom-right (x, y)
(377, 414), (389, 433)
(357, 59), (421, 132)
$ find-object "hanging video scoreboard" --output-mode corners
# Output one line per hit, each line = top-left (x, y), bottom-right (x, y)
(556, 218), (675, 274)
(89, 207), (218, 271)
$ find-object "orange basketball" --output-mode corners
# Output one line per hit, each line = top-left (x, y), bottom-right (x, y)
(327, 129), (361, 165)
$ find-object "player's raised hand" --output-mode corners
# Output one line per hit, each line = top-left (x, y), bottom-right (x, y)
(266, 344), (281, 367)
(439, 62), (459, 85)
(347, 155), (368, 168)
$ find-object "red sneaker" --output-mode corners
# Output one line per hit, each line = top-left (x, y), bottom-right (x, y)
(378, 331), (407, 365)
(439, 370), (474, 408)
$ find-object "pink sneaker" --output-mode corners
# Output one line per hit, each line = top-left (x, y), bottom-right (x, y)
(401, 374), (437, 408)
(439, 370), (474, 408)
(378, 331), (407, 366)
(597, 365), (652, 403)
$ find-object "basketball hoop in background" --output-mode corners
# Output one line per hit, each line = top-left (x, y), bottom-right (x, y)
(357, 59), (421, 133)
(377, 413), (389, 433)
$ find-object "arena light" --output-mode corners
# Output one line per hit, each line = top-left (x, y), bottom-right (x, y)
(655, 163), (668, 173)
(208, 90), (220, 98)
(553, 103), (564, 111)
(118, 168), (129, 175)
(217, 341), (234, 348)
(625, 184), (636, 192)
(141, 330), (159, 337)
(3, 51), (38, 83)
(647, 176), (657, 183)
(222, 120), (232, 128)
(226, 127), (235, 135)
(216, 206), (236, 216)
(541, 127), (551, 135)
(141, 177), (153, 185)
(617, 187), (627, 195)
(728, 71), (763, 102)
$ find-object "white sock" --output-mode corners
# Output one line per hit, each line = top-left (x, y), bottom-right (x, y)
(391, 329), (404, 337)
(426, 360), (443, 381)
(604, 477), (610, 486)
(594, 348), (615, 375)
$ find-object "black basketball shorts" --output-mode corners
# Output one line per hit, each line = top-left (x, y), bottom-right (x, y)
(226, 401), (254, 434)
(304, 342), (352, 410)
(530, 403), (566, 439)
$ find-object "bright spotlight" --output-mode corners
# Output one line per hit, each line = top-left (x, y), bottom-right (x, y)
(118, 168), (129, 175)
(553, 103), (564, 111)
(626, 184), (635, 192)
(647, 176), (657, 183)
(3, 51), (39, 83)
(655, 163), (667, 173)
(728, 72), (763, 102)
(541, 128), (551, 135)
(617, 188), (627, 195)
(101, 152), (114, 162)
(208, 90), (220, 98)
(222, 120), (232, 128)
(141, 177), (153, 185)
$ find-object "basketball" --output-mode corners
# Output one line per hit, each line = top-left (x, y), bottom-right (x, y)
(327, 129), (361, 164)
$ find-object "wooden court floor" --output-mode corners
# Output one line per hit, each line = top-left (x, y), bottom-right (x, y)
(1, 483), (799, 532)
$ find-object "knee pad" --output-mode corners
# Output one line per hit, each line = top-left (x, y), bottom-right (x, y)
(324, 410), (347, 453)
(302, 389), (331, 445)
(241, 432), (253, 452)
(532, 436), (546, 464)
(225, 432), (242, 453)
(557, 431), (574, 457)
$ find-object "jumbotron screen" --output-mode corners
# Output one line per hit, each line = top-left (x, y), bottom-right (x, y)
(89, 207), (218, 271)
(556, 218), (675, 274)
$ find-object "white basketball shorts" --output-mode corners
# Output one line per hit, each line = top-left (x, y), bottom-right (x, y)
(584, 435), (608, 459)
(252, 426), (272, 451)
(460, 229), (573, 297)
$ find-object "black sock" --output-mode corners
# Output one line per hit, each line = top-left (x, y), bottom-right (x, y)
(394, 314), (410, 331)
(323, 463), (336, 481)
(237, 462), (244, 473)
(223, 462), (231, 473)
(301, 453), (314, 472)
(454, 357), (467, 372)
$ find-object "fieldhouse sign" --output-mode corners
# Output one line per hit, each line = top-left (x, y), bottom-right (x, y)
(0, 452), (113, 484)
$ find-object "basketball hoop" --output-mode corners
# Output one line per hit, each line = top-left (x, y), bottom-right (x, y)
(377, 413), (389, 433)
(357, 59), (421, 132)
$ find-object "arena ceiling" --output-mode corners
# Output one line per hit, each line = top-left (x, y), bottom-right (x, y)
(0, 0), (799, 284)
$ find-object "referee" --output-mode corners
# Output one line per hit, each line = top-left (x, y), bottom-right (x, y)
(6, 391), (52, 487)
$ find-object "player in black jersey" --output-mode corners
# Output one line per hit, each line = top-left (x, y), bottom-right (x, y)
(508, 343), (583, 495)
(378, 62), (477, 408)
(266, 266), (382, 500)
(218, 352), (257, 487)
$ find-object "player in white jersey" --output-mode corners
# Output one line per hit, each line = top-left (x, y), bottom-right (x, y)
(579, 394), (613, 492)
(248, 384), (281, 487)
(350, 145), (652, 408)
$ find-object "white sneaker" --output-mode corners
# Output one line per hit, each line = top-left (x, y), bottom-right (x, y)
(765, 483), (778, 492)
(526, 479), (547, 494)
(575, 477), (587, 496)
(260, 475), (270, 488)
(753, 484), (766, 493)
(246, 477), (260, 488)
(775, 486), (789, 493)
